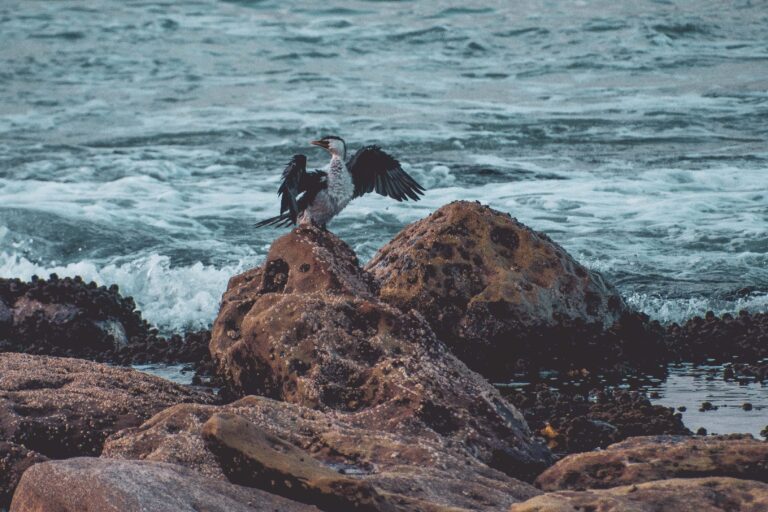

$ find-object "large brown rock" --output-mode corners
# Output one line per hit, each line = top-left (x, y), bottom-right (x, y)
(365, 201), (628, 377)
(9, 457), (319, 512)
(509, 477), (768, 512)
(0, 353), (215, 459)
(0, 442), (47, 508)
(536, 435), (768, 491)
(209, 225), (552, 480)
(104, 395), (542, 511)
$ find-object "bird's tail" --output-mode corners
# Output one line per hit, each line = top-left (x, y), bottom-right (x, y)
(254, 213), (294, 229)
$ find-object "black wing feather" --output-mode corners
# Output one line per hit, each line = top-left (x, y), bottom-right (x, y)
(274, 154), (327, 225)
(347, 146), (425, 201)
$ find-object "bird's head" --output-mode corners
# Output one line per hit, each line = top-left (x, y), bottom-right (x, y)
(311, 135), (346, 159)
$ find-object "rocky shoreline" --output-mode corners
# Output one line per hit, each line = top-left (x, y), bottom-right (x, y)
(1, 201), (766, 511)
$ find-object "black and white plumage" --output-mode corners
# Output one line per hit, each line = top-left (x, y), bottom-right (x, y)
(255, 135), (425, 229)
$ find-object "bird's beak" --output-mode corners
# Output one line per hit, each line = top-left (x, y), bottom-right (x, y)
(310, 140), (329, 149)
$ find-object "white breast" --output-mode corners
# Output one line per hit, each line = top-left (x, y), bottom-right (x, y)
(301, 156), (354, 227)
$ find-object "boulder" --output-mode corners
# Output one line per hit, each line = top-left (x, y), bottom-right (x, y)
(104, 395), (542, 511)
(209, 225), (552, 480)
(9, 457), (319, 512)
(0, 442), (47, 508)
(365, 201), (630, 377)
(0, 276), (215, 370)
(0, 353), (215, 459)
(509, 477), (768, 512)
(0, 275), (147, 358)
(536, 435), (768, 491)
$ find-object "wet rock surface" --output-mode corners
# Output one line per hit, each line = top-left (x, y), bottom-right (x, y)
(0, 353), (215, 459)
(510, 477), (768, 512)
(2, 202), (767, 511)
(503, 384), (690, 455)
(365, 201), (641, 378)
(209, 225), (552, 480)
(103, 395), (542, 511)
(10, 457), (319, 512)
(0, 442), (47, 509)
(0, 275), (215, 374)
(665, 311), (768, 366)
(536, 434), (768, 491)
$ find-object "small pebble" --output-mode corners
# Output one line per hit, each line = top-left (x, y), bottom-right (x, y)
(742, 403), (753, 411)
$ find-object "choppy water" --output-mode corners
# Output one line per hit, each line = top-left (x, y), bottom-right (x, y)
(1, 0), (767, 332)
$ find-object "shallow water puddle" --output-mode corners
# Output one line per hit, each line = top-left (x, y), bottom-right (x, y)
(133, 363), (194, 386)
(643, 364), (767, 438)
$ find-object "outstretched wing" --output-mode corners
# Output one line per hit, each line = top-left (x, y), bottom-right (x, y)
(346, 146), (425, 201)
(277, 154), (327, 224)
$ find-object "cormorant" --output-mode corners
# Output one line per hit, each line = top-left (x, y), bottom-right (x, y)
(255, 136), (425, 228)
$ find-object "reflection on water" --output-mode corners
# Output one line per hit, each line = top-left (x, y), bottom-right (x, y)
(133, 362), (195, 386)
(644, 363), (767, 438)
(501, 362), (767, 438)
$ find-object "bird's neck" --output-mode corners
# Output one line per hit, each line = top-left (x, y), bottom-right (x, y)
(329, 154), (345, 174)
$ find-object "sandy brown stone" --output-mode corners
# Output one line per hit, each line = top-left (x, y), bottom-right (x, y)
(9, 457), (319, 512)
(365, 201), (627, 377)
(104, 395), (542, 511)
(202, 412), (464, 512)
(0, 441), (47, 508)
(510, 477), (768, 512)
(536, 434), (768, 491)
(0, 353), (216, 459)
(209, 225), (552, 480)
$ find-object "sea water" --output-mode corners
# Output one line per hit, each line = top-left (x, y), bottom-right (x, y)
(1, 0), (766, 333)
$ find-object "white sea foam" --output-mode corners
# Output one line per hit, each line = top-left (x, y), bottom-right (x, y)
(0, 251), (256, 333)
(625, 292), (768, 325)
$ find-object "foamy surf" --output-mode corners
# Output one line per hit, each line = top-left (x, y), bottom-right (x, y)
(0, 251), (255, 333)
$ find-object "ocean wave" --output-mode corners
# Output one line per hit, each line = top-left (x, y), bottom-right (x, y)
(626, 291), (768, 324)
(0, 251), (255, 333)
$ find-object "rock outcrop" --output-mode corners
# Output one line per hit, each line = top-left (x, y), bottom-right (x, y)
(0, 353), (216, 505)
(505, 386), (690, 455)
(104, 393), (542, 511)
(208, 225), (552, 480)
(0, 442), (47, 508)
(10, 457), (320, 512)
(536, 435), (768, 491)
(0, 275), (147, 358)
(0, 353), (215, 460)
(510, 477), (768, 512)
(666, 310), (768, 365)
(0, 275), (214, 369)
(365, 201), (632, 378)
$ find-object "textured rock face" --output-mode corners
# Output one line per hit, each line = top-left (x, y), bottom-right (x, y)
(0, 442), (47, 508)
(509, 477), (768, 512)
(536, 435), (768, 491)
(0, 353), (215, 459)
(505, 386), (690, 455)
(209, 225), (552, 480)
(0, 275), (147, 357)
(104, 395), (542, 511)
(365, 201), (628, 377)
(0, 276), (215, 369)
(9, 457), (319, 512)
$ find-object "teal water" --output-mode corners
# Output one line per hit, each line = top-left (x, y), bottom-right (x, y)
(1, 0), (766, 331)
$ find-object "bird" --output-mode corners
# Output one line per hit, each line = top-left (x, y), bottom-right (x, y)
(254, 135), (425, 229)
